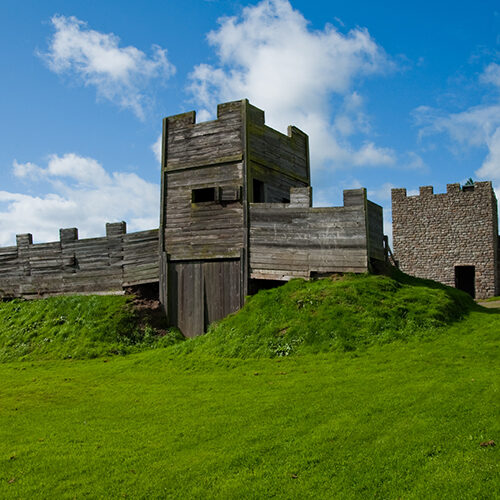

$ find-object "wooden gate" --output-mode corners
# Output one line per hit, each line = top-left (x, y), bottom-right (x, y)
(167, 259), (241, 337)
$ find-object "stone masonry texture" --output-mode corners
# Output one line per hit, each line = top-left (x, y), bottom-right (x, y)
(392, 181), (499, 299)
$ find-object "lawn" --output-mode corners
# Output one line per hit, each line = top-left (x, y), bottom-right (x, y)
(1, 308), (498, 498)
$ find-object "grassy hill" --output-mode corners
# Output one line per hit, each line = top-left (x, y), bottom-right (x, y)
(175, 271), (477, 358)
(0, 274), (498, 498)
(0, 294), (182, 362)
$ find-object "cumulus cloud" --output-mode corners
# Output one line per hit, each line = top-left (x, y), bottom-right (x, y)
(415, 103), (500, 148)
(188, 0), (395, 169)
(151, 134), (162, 164)
(39, 15), (175, 118)
(0, 154), (159, 246)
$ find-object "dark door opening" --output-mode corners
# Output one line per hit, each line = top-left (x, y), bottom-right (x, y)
(253, 179), (265, 202)
(455, 266), (475, 298)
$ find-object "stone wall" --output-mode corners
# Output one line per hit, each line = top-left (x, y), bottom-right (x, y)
(391, 181), (499, 299)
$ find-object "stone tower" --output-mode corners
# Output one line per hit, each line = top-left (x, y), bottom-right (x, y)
(392, 181), (499, 299)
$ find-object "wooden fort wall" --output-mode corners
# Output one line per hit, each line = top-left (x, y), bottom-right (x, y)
(0, 99), (385, 339)
(159, 99), (316, 337)
(158, 99), (384, 337)
(246, 102), (310, 203)
(0, 223), (158, 298)
(249, 188), (384, 280)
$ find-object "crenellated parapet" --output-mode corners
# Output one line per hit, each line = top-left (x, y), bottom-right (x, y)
(391, 181), (499, 298)
(391, 181), (495, 201)
(0, 223), (159, 299)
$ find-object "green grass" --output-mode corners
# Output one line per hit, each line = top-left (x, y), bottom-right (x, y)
(0, 310), (498, 498)
(0, 295), (183, 362)
(484, 295), (500, 302)
(176, 273), (477, 358)
(0, 274), (498, 498)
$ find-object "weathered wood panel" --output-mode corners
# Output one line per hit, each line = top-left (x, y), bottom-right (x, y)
(367, 200), (385, 262)
(0, 225), (159, 298)
(166, 101), (243, 171)
(122, 229), (159, 286)
(164, 163), (244, 260)
(249, 195), (370, 278)
(167, 259), (241, 337)
(167, 261), (204, 338)
(249, 161), (308, 203)
(203, 259), (241, 327)
(247, 103), (310, 184)
(247, 102), (310, 203)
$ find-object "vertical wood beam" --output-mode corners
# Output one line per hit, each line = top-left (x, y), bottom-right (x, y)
(241, 99), (250, 306)
(159, 117), (169, 316)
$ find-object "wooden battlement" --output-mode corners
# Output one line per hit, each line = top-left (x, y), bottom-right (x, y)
(0, 223), (159, 298)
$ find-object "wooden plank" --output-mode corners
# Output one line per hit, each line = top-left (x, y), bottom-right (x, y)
(203, 259), (241, 329)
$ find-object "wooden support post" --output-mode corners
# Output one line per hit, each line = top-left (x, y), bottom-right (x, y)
(16, 233), (32, 277)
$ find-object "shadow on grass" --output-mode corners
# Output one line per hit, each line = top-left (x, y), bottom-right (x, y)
(381, 264), (481, 316)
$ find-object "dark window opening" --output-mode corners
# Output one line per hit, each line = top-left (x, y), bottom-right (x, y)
(281, 197), (290, 203)
(192, 187), (217, 203)
(249, 278), (285, 295)
(253, 179), (265, 203)
(455, 265), (475, 298)
(462, 185), (475, 192)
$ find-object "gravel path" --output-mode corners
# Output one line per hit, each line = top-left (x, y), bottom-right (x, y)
(476, 300), (500, 309)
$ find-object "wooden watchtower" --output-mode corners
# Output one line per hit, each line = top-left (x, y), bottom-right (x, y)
(160, 99), (384, 337)
(159, 99), (309, 336)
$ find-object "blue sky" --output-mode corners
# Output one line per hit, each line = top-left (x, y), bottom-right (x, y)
(1, 0), (499, 245)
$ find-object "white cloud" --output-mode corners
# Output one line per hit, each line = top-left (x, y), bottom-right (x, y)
(40, 15), (175, 118)
(352, 142), (395, 167)
(13, 160), (45, 179)
(151, 134), (162, 164)
(415, 103), (500, 148)
(414, 102), (500, 195)
(480, 63), (500, 89)
(0, 154), (159, 246)
(188, 0), (395, 170)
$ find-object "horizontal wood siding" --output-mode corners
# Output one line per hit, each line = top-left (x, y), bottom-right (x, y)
(0, 226), (159, 298)
(122, 229), (159, 286)
(165, 163), (244, 260)
(166, 101), (243, 172)
(247, 103), (310, 203)
(249, 161), (308, 203)
(249, 204), (369, 278)
(247, 116), (309, 183)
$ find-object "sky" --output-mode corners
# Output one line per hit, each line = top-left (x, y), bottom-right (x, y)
(1, 0), (499, 246)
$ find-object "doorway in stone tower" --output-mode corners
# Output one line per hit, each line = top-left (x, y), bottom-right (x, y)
(455, 265), (475, 298)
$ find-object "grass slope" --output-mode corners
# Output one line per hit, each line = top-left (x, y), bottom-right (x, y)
(177, 273), (476, 358)
(0, 295), (182, 362)
(0, 311), (498, 498)
(0, 274), (497, 497)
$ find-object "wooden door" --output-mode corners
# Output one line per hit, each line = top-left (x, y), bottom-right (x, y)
(168, 259), (241, 337)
